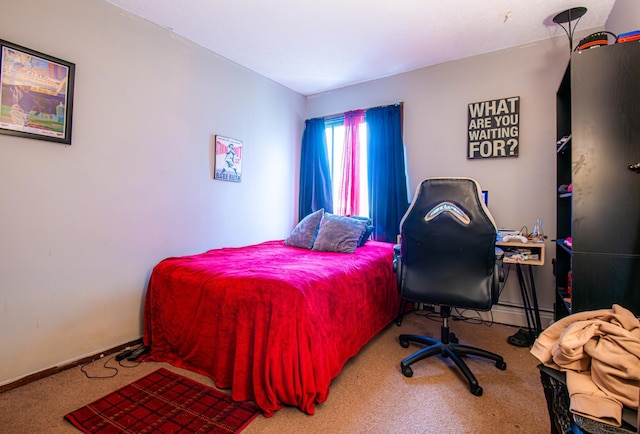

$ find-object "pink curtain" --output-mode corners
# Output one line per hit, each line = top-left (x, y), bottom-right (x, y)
(337, 110), (365, 216)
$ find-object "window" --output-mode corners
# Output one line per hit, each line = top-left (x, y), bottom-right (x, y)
(299, 104), (406, 242)
(325, 117), (369, 217)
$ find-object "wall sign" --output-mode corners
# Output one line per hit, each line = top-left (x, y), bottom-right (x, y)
(467, 96), (519, 159)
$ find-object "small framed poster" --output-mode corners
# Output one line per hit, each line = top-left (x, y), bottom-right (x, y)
(214, 135), (242, 182)
(0, 39), (75, 145)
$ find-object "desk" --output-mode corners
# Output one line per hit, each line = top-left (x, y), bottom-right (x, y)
(496, 241), (545, 345)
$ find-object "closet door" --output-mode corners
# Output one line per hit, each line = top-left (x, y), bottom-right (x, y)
(570, 42), (640, 314)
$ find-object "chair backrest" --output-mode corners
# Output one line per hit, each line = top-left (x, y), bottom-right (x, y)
(398, 177), (498, 311)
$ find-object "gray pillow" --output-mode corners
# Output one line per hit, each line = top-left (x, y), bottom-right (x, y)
(284, 209), (324, 249)
(350, 216), (374, 246)
(312, 213), (368, 253)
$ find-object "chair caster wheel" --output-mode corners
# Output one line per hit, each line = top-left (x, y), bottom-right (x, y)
(471, 385), (483, 396)
(399, 338), (410, 348)
(449, 332), (459, 344)
(401, 363), (413, 377)
(496, 361), (507, 370)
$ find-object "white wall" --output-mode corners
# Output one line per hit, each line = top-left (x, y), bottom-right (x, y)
(607, 0), (640, 35)
(0, 0), (303, 386)
(305, 29), (603, 327)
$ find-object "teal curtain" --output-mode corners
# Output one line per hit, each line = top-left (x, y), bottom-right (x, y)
(298, 118), (333, 221)
(366, 105), (409, 242)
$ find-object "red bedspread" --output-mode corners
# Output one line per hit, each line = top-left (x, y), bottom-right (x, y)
(143, 240), (399, 416)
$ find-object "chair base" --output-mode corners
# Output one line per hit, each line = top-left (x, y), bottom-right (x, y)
(399, 332), (507, 396)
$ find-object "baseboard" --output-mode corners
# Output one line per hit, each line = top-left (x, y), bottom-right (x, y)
(0, 338), (143, 395)
(457, 303), (554, 330)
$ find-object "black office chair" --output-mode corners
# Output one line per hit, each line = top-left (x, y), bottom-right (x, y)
(393, 177), (506, 396)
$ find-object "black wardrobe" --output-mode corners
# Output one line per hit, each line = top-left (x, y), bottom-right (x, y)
(554, 41), (640, 319)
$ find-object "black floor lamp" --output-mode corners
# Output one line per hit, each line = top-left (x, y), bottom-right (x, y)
(552, 6), (588, 52)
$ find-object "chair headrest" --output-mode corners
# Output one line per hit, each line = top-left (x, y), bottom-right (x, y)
(400, 177), (496, 234)
(425, 201), (471, 225)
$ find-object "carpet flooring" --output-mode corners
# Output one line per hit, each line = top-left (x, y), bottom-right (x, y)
(0, 311), (550, 433)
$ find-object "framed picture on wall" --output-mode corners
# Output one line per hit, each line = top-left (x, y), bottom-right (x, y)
(214, 135), (243, 182)
(0, 39), (75, 145)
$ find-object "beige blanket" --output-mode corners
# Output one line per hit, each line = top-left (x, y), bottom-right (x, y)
(530, 304), (640, 426)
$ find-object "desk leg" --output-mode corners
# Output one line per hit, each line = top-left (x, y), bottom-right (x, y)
(528, 265), (542, 335)
(515, 264), (535, 335)
(508, 263), (542, 346)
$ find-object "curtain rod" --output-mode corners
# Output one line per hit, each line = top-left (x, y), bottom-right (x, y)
(322, 102), (403, 121)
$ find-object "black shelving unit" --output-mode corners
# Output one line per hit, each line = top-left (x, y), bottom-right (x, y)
(555, 41), (640, 319)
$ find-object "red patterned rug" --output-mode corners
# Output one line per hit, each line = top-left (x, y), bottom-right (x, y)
(64, 368), (260, 433)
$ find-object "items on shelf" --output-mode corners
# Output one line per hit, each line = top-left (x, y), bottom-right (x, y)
(497, 240), (545, 265)
(502, 234), (528, 244)
(577, 31), (614, 50)
(531, 219), (544, 243)
(617, 30), (640, 44)
(496, 229), (520, 242)
(558, 184), (572, 194)
(556, 134), (571, 153)
(503, 248), (539, 262)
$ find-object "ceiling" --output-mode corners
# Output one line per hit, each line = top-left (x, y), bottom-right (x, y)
(103, 0), (615, 96)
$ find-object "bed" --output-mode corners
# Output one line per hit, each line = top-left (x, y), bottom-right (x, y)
(142, 238), (400, 417)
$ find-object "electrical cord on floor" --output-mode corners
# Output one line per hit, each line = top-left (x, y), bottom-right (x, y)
(409, 305), (496, 328)
(80, 354), (118, 379)
(80, 345), (144, 379)
(410, 306), (443, 323)
(451, 308), (495, 327)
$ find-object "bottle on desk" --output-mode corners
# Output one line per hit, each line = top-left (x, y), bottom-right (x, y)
(532, 219), (544, 243)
